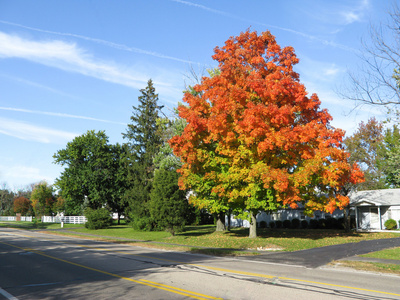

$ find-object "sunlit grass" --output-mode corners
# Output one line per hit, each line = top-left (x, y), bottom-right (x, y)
(335, 260), (400, 275)
(360, 247), (400, 260)
(3, 221), (400, 255)
(40, 224), (400, 252)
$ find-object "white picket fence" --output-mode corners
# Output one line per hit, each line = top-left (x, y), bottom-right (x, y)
(0, 216), (33, 222)
(41, 216), (87, 224)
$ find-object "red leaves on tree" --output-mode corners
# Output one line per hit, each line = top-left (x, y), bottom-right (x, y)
(170, 30), (364, 217)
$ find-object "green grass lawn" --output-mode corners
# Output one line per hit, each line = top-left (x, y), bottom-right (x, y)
(361, 247), (400, 260)
(2, 221), (400, 255)
(335, 260), (400, 275)
(0, 221), (83, 230)
(37, 223), (400, 252)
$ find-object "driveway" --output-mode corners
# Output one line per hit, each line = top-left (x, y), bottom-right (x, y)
(242, 237), (400, 268)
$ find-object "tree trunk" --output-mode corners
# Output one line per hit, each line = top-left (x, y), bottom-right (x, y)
(117, 213), (121, 225)
(249, 211), (257, 238)
(215, 212), (226, 231)
(227, 209), (231, 231)
(344, 206), (350, 233)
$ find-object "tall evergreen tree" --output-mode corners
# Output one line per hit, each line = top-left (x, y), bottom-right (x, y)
(123, 79), (163, 230)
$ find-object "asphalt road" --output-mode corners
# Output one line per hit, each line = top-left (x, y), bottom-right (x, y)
(1, 227), (400, 300)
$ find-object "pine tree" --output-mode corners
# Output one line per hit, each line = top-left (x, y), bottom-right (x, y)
(123, 79), (163, 230)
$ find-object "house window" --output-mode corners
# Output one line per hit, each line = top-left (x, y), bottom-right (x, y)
(273, 213), (281, 221)
(300, 212), (305, 220)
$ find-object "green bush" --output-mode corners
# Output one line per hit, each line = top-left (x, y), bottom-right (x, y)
(384, 219), (398, 230)
(259, 220), (267, 228)
(283, 219), (291, 229)
(318, 218), (326, 229)
(324, 217), (338, 229)
(84, 208), (113, 230)
(300, 219), (308, 229)
(291, 218), (300, 229)
(309, 219), (319, 229)
(269, 221), (276, 228)
(275, 220), (283, 228)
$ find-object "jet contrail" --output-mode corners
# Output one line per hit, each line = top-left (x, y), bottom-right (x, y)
(0, 106), (126, 125)
(0, 20), (198, 64)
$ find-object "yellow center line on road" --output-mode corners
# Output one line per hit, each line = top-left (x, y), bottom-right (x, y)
(0, 241), (221, 300)
(73, 244), (400, 298)
(4, 233), (400, 298)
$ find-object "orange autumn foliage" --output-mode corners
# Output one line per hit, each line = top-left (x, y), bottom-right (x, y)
(170, 30), (364, 217)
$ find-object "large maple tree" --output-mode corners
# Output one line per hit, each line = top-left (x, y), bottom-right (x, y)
(170, 30), (363, 237)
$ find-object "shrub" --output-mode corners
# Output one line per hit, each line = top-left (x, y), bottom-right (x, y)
(269, 221), (276, 228)
(291, 218), (300, 229)
(318, 218), (326, 229)
(337, 217), (345, 230)
(309, 219), (319, 229)
(259, 220), (267, 228)
(282, 219), (291, 229)
(300, 220), (308, 229)
(384, 219), (398, 230)
(84, 208), (113, 230)
(275, 220), (283, 228)
(324, 217), (338, 229)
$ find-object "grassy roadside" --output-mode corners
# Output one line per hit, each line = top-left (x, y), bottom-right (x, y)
(2, 221), (400, 259)
(332, 247), (400, 275)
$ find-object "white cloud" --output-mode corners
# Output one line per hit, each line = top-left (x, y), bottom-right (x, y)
(0, 117), (77, 144)
(0, 20), (197, 65)
(0, 164), (56, 190)
(0, 106), (126, 125)
(0, 73), (80, 99)
(324, 65), (342, 76)
(342, 0), (370, 25)
(0, 31), (170, 89)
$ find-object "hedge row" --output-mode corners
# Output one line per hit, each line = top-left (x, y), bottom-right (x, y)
(258, 217), (355, 230)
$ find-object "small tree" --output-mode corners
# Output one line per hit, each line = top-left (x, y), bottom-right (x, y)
(122, 80), (163, 230)
(84, 208), (113, 230)
(149, 169), (188, 235)
(30, 181), (55, 217)
(0, 184), (15, 216)
(13, 197), (31, 215)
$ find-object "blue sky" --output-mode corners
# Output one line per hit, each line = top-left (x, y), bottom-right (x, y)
(0, 0), (393, 190)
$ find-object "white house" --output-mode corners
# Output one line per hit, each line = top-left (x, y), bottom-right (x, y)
(350, 189), (400, 230)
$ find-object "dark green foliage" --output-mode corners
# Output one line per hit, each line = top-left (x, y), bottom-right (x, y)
(344, 118), (386, 190)
(84, 208), (113, 230)
(378, 126), (400, 188)
(0, 186), (15, 216)
(318, 219), (326, 229)
(275, 220), (282, 228)
(186, 207), (214, 225)
(54, 131), (125, 216)
(282, 219), (291, 229)
(123, 80), (163, 230)
(324, 217), (338, 229)
(259, 220), (267, 228)
(291, 218), (300, 229)
(309, 219), (319, 229)
(269, 221), (275, 228)
(149, 169), (188, 235)
(384, 219), (398, 230)
(300, 220), (309, 229)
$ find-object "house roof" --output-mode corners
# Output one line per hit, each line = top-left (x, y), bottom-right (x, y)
(349, 188), (400, 206)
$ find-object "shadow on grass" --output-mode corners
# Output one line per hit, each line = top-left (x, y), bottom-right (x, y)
(190, 247), (260, 256)
(178, 225), (367, 240)
(0, 221), (48, 230)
